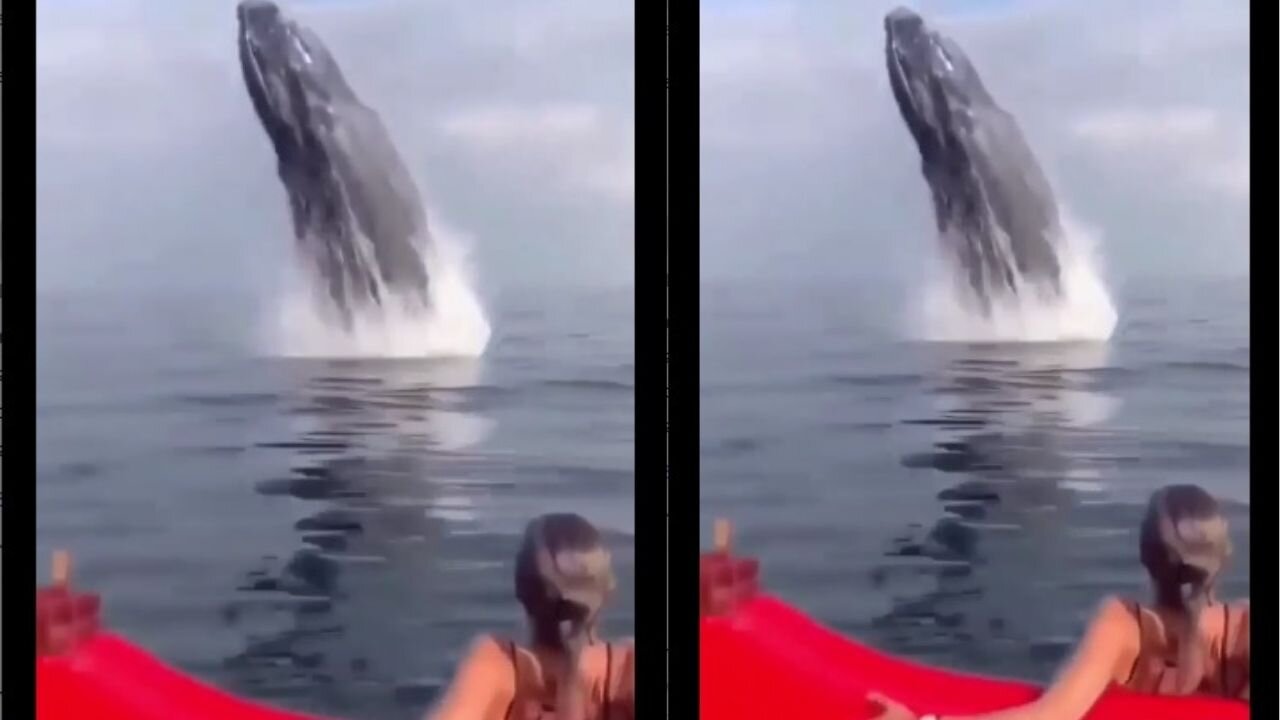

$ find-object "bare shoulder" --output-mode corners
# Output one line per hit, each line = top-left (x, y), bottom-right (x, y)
(467, 633), (515, 665)
(585, 638), (634, 662)
(1030, 596), (1141, 716)
(607, 639), (636, 716)
(614, 639), (635, 676)
(594, 639), (634, 698)
(461, 633), (519, 690)
(609, 637), (635, 659)
(428, 635), (515, 720)
(580, 638), (632, 672)
(615, 639), (636, 681)
(1087, 596), (1142, 669)
(1092, 595), (1139, 633)
(1230, 600), (1250, 653)
(1195, 601), (1250, 639)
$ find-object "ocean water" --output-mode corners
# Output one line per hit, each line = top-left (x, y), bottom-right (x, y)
(700, 276), (1250, 682)
(36, 285), (635, 720)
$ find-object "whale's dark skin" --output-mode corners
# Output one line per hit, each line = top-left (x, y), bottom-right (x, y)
(237, 0), (430, 327)
(885, 7), (1063, 313)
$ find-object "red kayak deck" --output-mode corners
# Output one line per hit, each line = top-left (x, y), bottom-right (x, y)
(38, 633), (327, 720)
(37, 580), (328, 720)
(35, 549), (1249, 719)
(699, 551), (1248, 720)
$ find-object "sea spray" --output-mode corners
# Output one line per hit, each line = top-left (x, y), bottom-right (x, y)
(915, 210), (1118, 343)
(265, 213), (491, 358)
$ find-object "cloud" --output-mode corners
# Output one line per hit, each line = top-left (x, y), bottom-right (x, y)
(1071, 107), (1220, 147)
(439, 103), (635, 202)
(1070, 106), (1248, 198)
(37, 0), (634, 294)
(700, 0), (1250, 282)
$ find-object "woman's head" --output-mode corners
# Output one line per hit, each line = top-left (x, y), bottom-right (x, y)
(1138, 484), (1231, 692)
(515, 513), (615, 651)
(1139, 484), (1230, 605)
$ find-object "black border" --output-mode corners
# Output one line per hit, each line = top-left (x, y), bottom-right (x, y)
(667, 0), (700, 718)
(634, 0), (672, 719)
(1245, 0), (1273, 713)
(4, 0), (37, 716)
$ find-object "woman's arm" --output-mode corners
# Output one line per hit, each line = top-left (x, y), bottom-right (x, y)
(426, 635), (513, 720)
(872, 597), (1139, 720)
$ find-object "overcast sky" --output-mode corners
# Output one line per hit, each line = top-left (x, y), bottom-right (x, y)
(701, 0), (1250, 284)
(37, 0), (635, 296)
(35, 0), (1251, 295)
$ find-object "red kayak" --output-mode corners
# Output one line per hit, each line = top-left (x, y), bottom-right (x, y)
(700, 541), (1248, 720)
(37, 555), (329, 720)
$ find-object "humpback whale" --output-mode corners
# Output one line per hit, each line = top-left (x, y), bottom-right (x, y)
(237, 0), (430, 328)
(885, 7), (1063, 314)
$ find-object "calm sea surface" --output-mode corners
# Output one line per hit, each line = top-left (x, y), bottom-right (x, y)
(700, 277), (1249, 681)
(37, 285), (635, 719)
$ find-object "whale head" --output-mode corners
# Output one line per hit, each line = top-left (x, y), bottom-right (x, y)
(884, 6), (995, 158)
(237, 0), (356, 153)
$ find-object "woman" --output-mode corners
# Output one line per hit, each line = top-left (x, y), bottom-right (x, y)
(429, 513), (635, 720)
(870, 484), (1249, 720)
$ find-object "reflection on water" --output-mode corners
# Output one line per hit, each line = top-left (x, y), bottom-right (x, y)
(901, 342), (1118, 528)
(871, 341), (1247, 677)
(700, 279), (1248, 685)
(873, 343), (1120, 666)
(222, 358), (501, 712)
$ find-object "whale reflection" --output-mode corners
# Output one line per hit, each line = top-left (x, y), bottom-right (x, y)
(219, 357), (503, 713)
(872, 341), (1126, 676)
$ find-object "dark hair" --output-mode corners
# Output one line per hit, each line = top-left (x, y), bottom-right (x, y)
(1138, 484), (1231, 693)
(515, 513), (615, 652)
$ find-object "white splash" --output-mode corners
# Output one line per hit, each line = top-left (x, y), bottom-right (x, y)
(914, 211), (1118, 342)
(264, 213), (491, 358)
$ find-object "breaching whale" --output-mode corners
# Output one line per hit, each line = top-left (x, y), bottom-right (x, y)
(885, 7), (1063, 314)
(237, 0), (430, 328)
